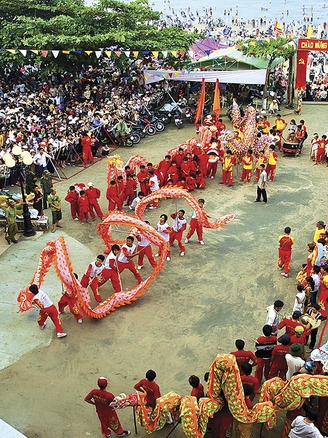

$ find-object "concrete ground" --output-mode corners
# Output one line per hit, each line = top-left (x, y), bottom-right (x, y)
(0, 104), (328, 438)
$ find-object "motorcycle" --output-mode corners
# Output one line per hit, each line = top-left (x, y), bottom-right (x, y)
(184, 106), (194, 124)
(173, 113), (183, 129)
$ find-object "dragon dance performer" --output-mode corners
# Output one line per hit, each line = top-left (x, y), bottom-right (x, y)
(98, 245), (122, 293)
(185, 198), (207, 245)
(58, 273), (83, 323)
(85, 377), (131, 438)
(80, 255), (105, 303)
(117, 236), (143, 284)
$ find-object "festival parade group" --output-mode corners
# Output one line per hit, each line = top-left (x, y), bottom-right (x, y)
(2, 66), (328, 438)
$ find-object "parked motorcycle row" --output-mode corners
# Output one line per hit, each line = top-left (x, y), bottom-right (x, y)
(99, 101), (196, 147)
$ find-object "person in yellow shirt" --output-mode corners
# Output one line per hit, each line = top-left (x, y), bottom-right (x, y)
(255, 150), (268, 181)
(274, 114), (287, 133)
(220, 150), (236, 187)
(266, 144), (278, 181)
(240, 149), (254, 182)
(313, 221), (326, 243)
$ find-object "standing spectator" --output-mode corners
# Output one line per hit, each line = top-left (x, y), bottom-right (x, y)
(289, 408), (323, 438)
(313, 221), (326, 243)
(254, 163), (267, 204)
(65, 185), (79, 221)
(5, 199), (19, 244)
(86, 182), (103, 220)
(33, 147), (52, 178)
(134, 370), (161, 409)
(278, 226), (294, 278)
(48, 188), (62, 233)
(29, 284), (67, 338)
(293, 284), (306, 313)
(266, 299), (284, 335)
(255, 325), (277, 382)
(40, 170), (53, 209)
(85, 377), (131, 438)
(285, 344), (305, 380)
(32, 185), (44, 216)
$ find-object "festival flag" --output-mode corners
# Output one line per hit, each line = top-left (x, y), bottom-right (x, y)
(85, 51), (93, 55)
(95, 51), (102, 58)
(152, 51), (159, 58)
(274, 21), (284, 37)
(41, 50), (48, 58)
(31, 50), (38, 54)
(7, 49), (16, 54)
(307, 25), (313, 38)
(62, 50), (70, 54)
(19, 49), (27, 57)
(105, 51), (112, 57)
(212, 78), (220, 117)
(295, 51), (308, 90)
(194, 77), (205, 125)
(52, 50), (59, 58)
(133, 51), (139, 58)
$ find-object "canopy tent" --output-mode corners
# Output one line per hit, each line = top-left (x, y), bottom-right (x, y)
(189, 48), (284, 71)
(143, 69), (267, 85)
(190, 37), (228, 61)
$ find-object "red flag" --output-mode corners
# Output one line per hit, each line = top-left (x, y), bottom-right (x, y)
(194, 77), (205, 124)
(212, 78), (220, 117)
(295, 50), (308, 90)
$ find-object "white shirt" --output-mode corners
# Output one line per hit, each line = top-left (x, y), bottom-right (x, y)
(149, 174), (159, 192)
(104, 252), (116, 270)
(118, 243), (136, 263)
(258, 169), (267, 188)
(289, 416), (323, 438)
(86, 262), (104, 277)
(157, 222), (170, 242)
(285, 354), (305, 381)
(172, 215), (186, 232)
(33, 152), (50, 166)
(138, 235), (151, 247)
(293, 291), (305, 312)
(32, 289), (53, 309)
(266, 305), (279, 333)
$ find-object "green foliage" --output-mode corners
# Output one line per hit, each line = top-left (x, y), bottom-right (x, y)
(0, 0), (198, 72)
(238, 37), (296, 68)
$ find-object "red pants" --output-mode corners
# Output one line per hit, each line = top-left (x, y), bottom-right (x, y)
(137, 245), (157, 268)
(89, 201), (103, 219)
(58, 294), (83, 320)
(108, 198), (119, 211)
(38, 304), (64, 333)
(186, 218), (203, 242)
(169, 231), (185, 253)
(125, 190), (134, 205)
(255, 358), (271, 383)
(278, 249), (292, 274)
(222, 170), (233, 186)
(97, 409), (124, 436)
(207, 162), (218, 178)
(97, 268), (122, 293)
(241, 168), (252, 182)
(266, 164), (276, 181)
(140, 182), (149, 196)
(316, 149), (325, 163)
(79, 210), (89, 222)
(83, 147), (94, 165)
(69, 202), (79, 219)
(118, 261), (143, 283)
(268, 364), (287, 379)
(81, 275), (103, 302)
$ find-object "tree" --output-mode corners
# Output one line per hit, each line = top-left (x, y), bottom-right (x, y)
(237, 37), (296, 108)
(0, 0), (198, 73)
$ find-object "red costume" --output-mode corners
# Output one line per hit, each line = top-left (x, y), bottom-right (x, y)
(167, 165), (180, 184)
(230, 350), (257, 374)
(240, 375), (260, 401)
(198, 153), (209, 177)
(137, 169), (149, 195)
(81, 262), (105, 302)
(191, 383), (204, 400)
(170, 213), (187, 254)
(81, 135), (94, 165)
(78, 196), (89, 222)
(268, 344), (289, 379)
(86, 186), (103, 220)
(158, 159), (171, 185)
(117, 243), (143, 283)
(58, 287), (83, 321)
(98, 253), (122, 293)
(106, 185), (119, 211)
(134, 379), (161, 408)
(84, 389), (125, 436)
(195, 173), (205, 189)
(278, 318), (300, 337)
(65, 190), (79, 220)
(278, 234), (294, 275)
(125, 179), (137, 206)
(137, 235), (157, 269)
(116, 180), (125, 211)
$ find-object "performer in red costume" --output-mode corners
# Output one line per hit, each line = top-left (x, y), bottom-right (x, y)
(85, 377), (131, 438)
(65, 185), (79, 220)
(86, 182), (103, 220)
(278, 226), (294, 277)
(185, 198), (207, 245)
(58, 273), (83, 323)
(170, 210), (187, 256)
(106, 180), (119, 211)
(80, 255), (105, 302)
(81, 133), (94, 166)
(117, 236), (143, 284)
(98, 245), (122, 293)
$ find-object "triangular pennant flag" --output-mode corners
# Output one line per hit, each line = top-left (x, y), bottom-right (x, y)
(7, 49), (16, 54)
(105, 51), (111, 57)
(162, 73), (168, 78)
(124, 51), (130, 57)
(153, 51), (159, 58)
(144, 75), (149, 80)
(162, 51), (168, 58)
(133, 51), (139, 58)
(95, 51), (102, 58)
(171, 51), (177, 57)
(19, 49), (27, 57)
(180, 50), (185, 57)
(41, 50), (48, 58)
(115, 51), (121, 57)
(85, 51), (93, 55)
(168, 73), (173, 78)
(62, 50), (70, 54)
(174, 71), (179, 77)
(188, 50), (193, 58)
(31, 50), (38, 54)
(52, 50), (59, 58)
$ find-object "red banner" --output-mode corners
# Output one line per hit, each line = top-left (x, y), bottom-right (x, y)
(298, 38), (328, 51)
(295, 50), (308, 90)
